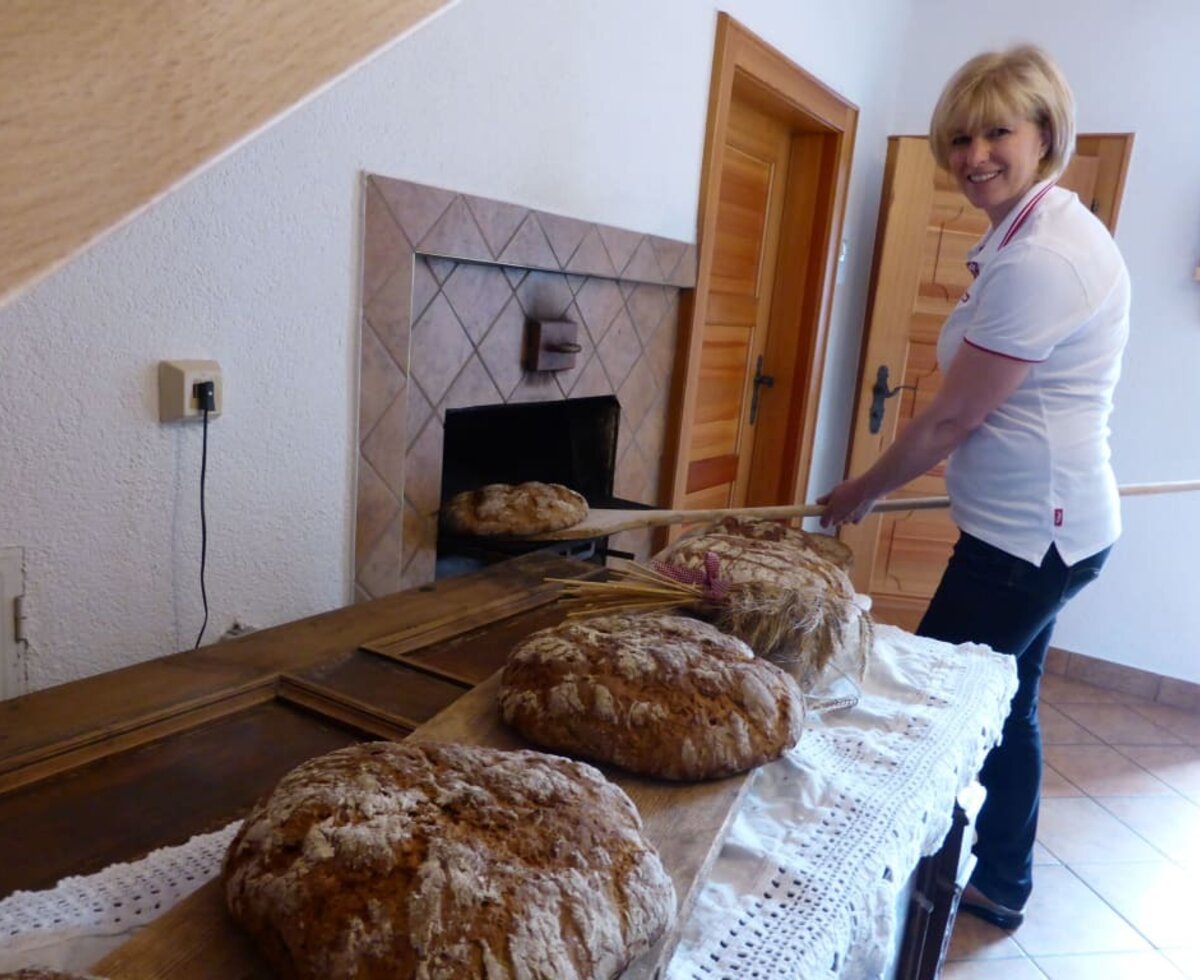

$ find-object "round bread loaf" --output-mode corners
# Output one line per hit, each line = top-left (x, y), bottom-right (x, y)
(223, 740), (674, 980)
(659, 531), (872, 689)
(500, 613), (805, 780)
(442, 481), (588, 537)
(702, 515), (854, 572)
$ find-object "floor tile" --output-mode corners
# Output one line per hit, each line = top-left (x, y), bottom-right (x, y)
(1070, 862), (1195, 948)
(1126, 702), (1200, 746)
(1160, 947), (1200, 978)
(1037, 797), (1164, 864)
(1096, 795), (1200, 868)
(1012, 866), (1150, 957)
(1041, 675), (1125, 705)
(1042, 763), (1084, 798)
(1055, 703), (1184, 746)
(948, 910), (1027, 960)
(1033, 841), (1061, 866)
(1114, 745), (1200, 803)
(1032, 949), (1187, 979)
(1041, 703), (1103, 744)
(943, 958), (1047, 978)
(1044, 744), (1174, 796)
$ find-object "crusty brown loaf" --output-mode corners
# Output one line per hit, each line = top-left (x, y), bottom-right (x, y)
(223, 740), (675, 980)
(500, 613), (805, 780)
(702, 515), (854, 572)
(442, 481), (588, 537)
(659, 530), (872, 688)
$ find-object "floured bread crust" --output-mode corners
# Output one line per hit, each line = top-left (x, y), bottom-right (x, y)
(702, 516), (854, 572)
(500, 613), (805, 780)
(659, 531), (872, 688)
(223, 741), (675, 980)
(442, 481), (588, 537)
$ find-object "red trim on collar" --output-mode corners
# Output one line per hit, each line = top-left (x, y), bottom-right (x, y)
(999, 182), (1055, 250)
(963, 338), (1044, 363)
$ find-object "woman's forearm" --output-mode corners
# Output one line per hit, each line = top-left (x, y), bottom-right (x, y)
(856, 412), (973, 499)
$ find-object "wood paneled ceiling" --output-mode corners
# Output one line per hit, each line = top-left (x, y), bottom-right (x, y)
(0, 0), (457, 307)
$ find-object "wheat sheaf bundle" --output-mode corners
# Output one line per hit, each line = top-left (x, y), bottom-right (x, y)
(550, 550), (868, 691)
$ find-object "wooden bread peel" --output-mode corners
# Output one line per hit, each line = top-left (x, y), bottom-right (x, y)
(518, 479), (1200, 542)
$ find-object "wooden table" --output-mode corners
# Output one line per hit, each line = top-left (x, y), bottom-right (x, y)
(0, 553), (750, 978)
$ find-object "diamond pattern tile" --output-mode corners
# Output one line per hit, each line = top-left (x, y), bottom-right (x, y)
(464, 194), (528, 258)
(619, 357), (658, 435)
(442, 262), (514, 343)
(477, 296), (528, 399)
(574, 278), (626, 344)
(355, 458), (401, 567)
(623, 236), (664, 283)
(361, 392), (407, 497)
(357, 509), (404, 599)
(411, 257), (440, 326)
(365, 258), (414, 367)
(498, 214), (558, 268)
(596, 309), (641, 390)
(374, 177), (454, 247)
(358, 318), (406, 438)
(565, 226), (617, 278)
(539, 211), (588, 267)
(362, 181), (410, 304)
(406, 381), (436, 450)
(597, 225), (642, 276)
(565, 352), (611, 400)
(443, 353), (503, 414)
(409, 293), (474, 406)
(419, 197), (491, 259)
(404, 420), (444, 516)
(515, 270), (573, 321)
(626, 282), (669, 345)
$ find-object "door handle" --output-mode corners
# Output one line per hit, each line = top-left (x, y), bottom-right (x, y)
(868, 364), (916, 434)
(749, 355), (775, 425)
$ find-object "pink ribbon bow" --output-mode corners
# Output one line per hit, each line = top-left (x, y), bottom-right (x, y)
(651, 551), (729, 601)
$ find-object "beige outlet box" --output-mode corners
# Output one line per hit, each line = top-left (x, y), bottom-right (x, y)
(158, 359), (223, 422)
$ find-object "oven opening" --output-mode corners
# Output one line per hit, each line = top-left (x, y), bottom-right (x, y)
(436, 395), (650, 579)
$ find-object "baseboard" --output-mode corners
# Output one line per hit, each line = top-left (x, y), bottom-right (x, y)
(1045, 646), (1200, 713)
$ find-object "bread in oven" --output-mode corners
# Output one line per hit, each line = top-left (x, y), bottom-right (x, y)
(442, 481), (588, 537)
(223, 740), (674, 980)
(499, 612), (805, 781)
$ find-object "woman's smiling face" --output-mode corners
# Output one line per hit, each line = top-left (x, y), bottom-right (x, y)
(948, 117), (1048, 225)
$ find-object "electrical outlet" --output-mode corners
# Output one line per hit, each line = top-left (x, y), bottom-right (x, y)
(158, 360), (223, 422)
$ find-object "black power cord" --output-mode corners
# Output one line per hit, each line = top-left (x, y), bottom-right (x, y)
(193, 381), (216, 649)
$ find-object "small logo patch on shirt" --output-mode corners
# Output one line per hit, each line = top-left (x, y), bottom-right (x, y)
(1054, 508), (1064, 527)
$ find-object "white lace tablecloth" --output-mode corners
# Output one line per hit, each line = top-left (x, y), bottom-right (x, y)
(666, 624), (1017, 980)
(0, 624), (1016, 977)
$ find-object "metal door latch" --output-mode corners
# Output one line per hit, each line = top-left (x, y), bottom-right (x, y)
(749, 355), (775, 425)
(868, 364), (917, 434)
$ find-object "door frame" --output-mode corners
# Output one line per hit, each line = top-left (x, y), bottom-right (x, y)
(664, 13), (858, 515)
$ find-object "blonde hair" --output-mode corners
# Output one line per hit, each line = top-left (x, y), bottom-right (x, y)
(929, 45), (1075, 179)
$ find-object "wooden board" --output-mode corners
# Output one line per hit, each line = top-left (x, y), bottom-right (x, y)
(96, 671), (753, 979)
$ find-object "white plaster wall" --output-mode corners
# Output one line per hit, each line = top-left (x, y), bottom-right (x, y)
(0, 0), (910, 691)
(894, 0), (1200, 682)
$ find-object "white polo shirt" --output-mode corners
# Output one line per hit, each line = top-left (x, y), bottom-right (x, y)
(935, 179), (1131, 566)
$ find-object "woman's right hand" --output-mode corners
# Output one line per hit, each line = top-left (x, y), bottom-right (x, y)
(817, 476), (880, 528)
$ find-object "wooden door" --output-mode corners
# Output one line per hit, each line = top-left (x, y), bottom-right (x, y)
(841, 134), (1133, 629)
(668, 15), (857, 522)
(683, 95), (791, 510)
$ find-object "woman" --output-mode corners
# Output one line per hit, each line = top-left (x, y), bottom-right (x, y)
(819, 46), (1129, 930)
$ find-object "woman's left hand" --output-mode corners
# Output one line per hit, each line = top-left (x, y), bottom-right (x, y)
(817, 477), (880, 528)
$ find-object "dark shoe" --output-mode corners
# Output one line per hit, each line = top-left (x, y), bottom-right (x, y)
(959, 882), (1024, 930)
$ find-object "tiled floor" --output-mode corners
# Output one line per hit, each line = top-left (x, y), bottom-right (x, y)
(945, 673), (1200, 979)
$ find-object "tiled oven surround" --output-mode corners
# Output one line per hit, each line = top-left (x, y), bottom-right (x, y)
(356, 175), (696, 600)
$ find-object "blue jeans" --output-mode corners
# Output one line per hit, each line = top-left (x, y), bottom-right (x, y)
(916, 532), (1110, 909)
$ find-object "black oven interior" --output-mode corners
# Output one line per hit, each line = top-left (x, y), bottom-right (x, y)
(436, 395), (650, 579)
